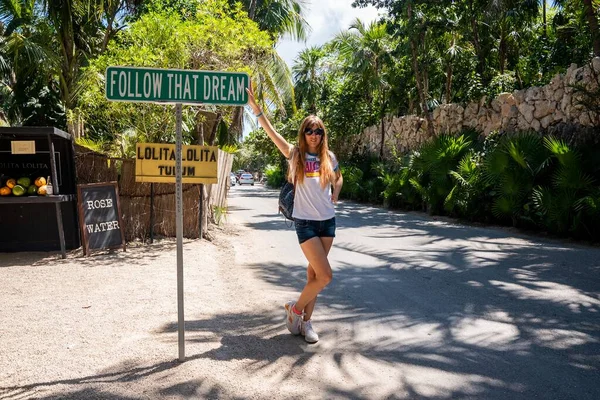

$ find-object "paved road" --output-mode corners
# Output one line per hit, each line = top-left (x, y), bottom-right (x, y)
(227, 184), (600, 400)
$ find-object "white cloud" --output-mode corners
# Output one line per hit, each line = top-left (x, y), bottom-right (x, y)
(276, 0), (382, 68)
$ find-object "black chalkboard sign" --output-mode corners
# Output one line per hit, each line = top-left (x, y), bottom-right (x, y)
(77, 182), (126, 256)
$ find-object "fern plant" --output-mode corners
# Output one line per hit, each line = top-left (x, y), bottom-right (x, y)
(339, 165), (364, 200)
(409, 134), (473, 214)
(532, 137), (597, 236)
(372, 159), (419, 208)
(445, 150), (490, 219)
(483, 133), (549, 226)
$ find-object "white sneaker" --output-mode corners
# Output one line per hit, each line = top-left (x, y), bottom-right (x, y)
(284, 301), (302, 335)
(301, 319), (319, 343)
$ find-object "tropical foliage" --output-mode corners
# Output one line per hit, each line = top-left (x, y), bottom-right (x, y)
(343, 131), (600, 241)
(79, 1), (273, 156)
(1, 0), (599, 241)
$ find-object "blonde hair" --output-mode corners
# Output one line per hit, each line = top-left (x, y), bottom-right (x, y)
(288, 115), (336, 188)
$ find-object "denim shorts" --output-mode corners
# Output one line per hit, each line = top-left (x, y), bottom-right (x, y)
(294, 217), (336, 244)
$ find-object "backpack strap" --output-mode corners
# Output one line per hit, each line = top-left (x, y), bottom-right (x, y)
(288, 146), (299, 187)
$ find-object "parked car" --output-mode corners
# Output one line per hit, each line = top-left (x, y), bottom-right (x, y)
(238, 173), (255, 185)
(229, 173), (237, 187)
(235, 169), (245, 183)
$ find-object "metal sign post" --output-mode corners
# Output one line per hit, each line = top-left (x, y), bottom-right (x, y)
(175, 103), (185, 362)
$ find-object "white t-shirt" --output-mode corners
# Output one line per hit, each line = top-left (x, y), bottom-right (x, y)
(292, 150), (339, 221)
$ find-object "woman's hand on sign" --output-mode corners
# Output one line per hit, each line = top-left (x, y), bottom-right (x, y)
(245, 82), (261, 115)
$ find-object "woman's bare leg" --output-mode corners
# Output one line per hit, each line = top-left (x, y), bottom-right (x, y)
(303, 237), (334, 320)
(296, 236), (335, 316)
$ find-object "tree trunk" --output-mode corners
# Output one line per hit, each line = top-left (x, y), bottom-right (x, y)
(194, 110), (220, 144)
(445, 62), (453, 104)
(542, 0), (547, 38)
(583, 0), (600, 57)
(515, 66), (524, 89)
(228, 106), (244, 142)
(469, 0), (485, 83)
(207, 113), (222, 145)
(407, 4), (435, 137)
(249, 0), (257, 19)
(195, 109), (205, 145)
(499, 34), (506, 74)
(200, 184), (209, 239)
(101, 11), (116, 53)
(380, 89), (386, 158)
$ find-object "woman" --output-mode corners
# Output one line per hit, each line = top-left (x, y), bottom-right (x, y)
(246, 84), (343, 343)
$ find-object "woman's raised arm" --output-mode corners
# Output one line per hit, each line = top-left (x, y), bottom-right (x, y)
(246, 83), (293, 158)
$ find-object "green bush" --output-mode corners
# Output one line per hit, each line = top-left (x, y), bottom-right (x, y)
(264, 164), (286, 188)
(339, 165), (364, 200)
(374, 160), (421, 209)
(339, 152), (385, 203)
(445, 150), (492, 220)
(335, 129), (600, 242)
(532, 137), (599, 237)
(483, 132), (549, 227)
(409, 134), (473, 214)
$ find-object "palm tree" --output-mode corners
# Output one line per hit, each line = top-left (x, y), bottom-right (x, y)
(435, 7), (467, 104)
(333, 18), (395, 156)
(292, 45), (323, 113)
(541, 0), (547, 37)
(464, 0), (488, 83)
(227, 49), (295, 142)
(41, 0), (141, 135)
(0, 0), (59, 125)
(234, 0), (311, 41)
(227, 0), (307, 138)
(405, 1), (435, 137)
(0, 0), (42, 90)
(553, 0), (600, 56)
(487, 0), (538, 74)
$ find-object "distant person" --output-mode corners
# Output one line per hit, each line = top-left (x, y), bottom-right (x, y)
(246, 83), (343, 343)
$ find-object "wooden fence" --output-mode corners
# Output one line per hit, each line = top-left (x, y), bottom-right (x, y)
(75, 145), (233, 241)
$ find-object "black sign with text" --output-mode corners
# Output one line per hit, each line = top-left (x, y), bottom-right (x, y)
(77, 182), (125, 255)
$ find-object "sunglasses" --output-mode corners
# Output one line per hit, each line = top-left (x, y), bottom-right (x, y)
(304, 127), (324, 136)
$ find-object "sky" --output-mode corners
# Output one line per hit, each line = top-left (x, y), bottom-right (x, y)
(276, 0), (382, 68)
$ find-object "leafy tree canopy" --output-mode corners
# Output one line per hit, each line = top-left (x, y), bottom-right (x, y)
(79, 0), (273, 156)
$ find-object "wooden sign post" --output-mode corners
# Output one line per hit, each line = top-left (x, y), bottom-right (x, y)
(77, 182), (126, 256)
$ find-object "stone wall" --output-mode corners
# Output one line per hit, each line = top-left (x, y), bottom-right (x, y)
(358, 58), (600, 156)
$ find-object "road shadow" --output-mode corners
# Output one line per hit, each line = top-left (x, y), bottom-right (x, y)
(0, 356), (195, 399)
(227, 186), (600, 399)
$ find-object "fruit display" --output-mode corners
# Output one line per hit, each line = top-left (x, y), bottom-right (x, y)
(0, 175), (52, 197)
(12, 185), (25, 196)
(34, 176), (46, 187)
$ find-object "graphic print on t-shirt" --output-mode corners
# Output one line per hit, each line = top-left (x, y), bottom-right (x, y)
(305, 155), (320, 178)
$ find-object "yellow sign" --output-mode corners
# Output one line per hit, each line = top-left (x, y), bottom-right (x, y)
(135, 143), (218, 183)
(11, 141), (36, 154)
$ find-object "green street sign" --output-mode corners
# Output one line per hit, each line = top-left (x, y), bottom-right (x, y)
(105, 66), (249, 105)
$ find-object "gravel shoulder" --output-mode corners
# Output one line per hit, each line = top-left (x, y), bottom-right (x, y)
(0, 223), (306, 400)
